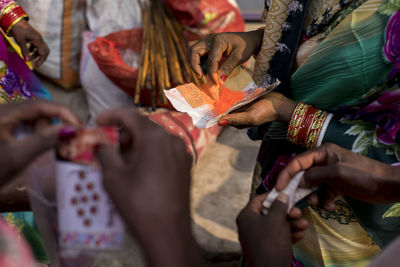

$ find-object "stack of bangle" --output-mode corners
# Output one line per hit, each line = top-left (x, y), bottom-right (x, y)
(287, 102), (331, 149)
(0, 2), (28, 34)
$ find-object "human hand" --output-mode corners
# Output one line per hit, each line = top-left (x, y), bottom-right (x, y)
(237, 193), (308, 267)
(95, 108), (198, 267)
(0, 100), (81, 185)
(276, 143), (400, 210)
(189, 29), (264, 83)
(218, 92), (296, 128)
(10, 19), (50, 68)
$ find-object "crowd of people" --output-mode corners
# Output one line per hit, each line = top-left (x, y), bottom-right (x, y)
(0, 0), (399, 266)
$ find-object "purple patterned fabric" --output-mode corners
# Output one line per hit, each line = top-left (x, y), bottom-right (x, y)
(352, 89), (400, 145)
(384, 10), (400, 83)
(0, 68), (32, 98)
(263, 154), (296, 191)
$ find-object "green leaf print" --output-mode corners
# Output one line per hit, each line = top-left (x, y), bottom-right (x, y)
(383, 203), (400, 219)
(352, 131), (373, 155)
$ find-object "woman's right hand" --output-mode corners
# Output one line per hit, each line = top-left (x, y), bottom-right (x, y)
(276, 143), (400, 209)
(219, 92), (297, 128)
(189, 29), (264, 83)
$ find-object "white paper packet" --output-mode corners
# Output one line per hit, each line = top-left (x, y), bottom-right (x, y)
(165, 80), (279, 128)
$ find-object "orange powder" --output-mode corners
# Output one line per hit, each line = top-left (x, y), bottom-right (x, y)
(214, 85), (244, 114)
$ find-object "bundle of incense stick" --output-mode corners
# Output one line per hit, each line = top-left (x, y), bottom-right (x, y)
(135, 0), (202, 109)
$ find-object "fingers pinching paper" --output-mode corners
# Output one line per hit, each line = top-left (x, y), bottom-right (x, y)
(262, 171), (312, 215)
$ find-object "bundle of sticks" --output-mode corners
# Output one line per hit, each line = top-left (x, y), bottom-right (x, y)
(135, 0), (202, 109)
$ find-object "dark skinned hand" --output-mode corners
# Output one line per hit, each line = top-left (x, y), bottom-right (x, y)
(95, 108), (199, 267)
(10, 19), (50, 68)
(276, 143), (400, 211)
(0, 100), (80, 186)
(237, 193), (308, 267)
(189, 29), (264, 83)
(218, 92), (297, 128)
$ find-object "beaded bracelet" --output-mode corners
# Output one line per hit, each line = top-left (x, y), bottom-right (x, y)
(0, 4), (28, 34)
(287, 102), (331, 149)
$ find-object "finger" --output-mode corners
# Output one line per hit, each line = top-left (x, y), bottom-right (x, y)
(246, 193), (268, 214)
(307, 193), (319, 206)
(319, 189), (336, 211)
(189, 41), (209, 78)
(303, 166), (334, 188)
(290, 218), (308, 232)
(288, 207), (302, 219)
(276, 148), (328, 191)
(219, 51), (242, 79)
(267, 193), (288, 218)
(32, 36), (50, 68)
(15, 37), (30, 61)
(207, 40), (227, 83)
(8, 124), (66, 173)
(219, 112), (252, 128)
(292, 231), (306, 243)
(96, 144), (124, 175)
(96, 108), (143, 149)
(5, 100), (81, 127)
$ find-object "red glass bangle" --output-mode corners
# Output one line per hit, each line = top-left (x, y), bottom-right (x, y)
(0, 5), (28, 34)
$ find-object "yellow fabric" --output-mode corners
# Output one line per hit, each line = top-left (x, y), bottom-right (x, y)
(1, 29), (33, 70)
(293, 196), (380, 267)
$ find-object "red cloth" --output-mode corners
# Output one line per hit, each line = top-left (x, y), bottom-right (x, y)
(148, 110), (221, 162)
(164, 0), (245, 41)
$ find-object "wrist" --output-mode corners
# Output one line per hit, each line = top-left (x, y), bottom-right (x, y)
(287, 103), (332, 149)
(277, 99), (297, 123)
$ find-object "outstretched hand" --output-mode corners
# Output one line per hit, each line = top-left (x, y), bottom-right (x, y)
(219, 92), (296, 128)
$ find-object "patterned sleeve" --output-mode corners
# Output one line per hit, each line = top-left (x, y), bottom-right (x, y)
(319, 116), (400, 164)
(286, 102), (400, 164)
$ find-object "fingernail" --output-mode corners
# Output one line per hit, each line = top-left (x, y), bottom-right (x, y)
(276, 193), (288, 204)
(24, 56), (30, 61)
(219, 120), (229, 126)
(58, 126), (76, 141)
(220, 75), (227, 82)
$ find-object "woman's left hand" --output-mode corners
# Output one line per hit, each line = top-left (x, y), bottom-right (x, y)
(10, 19), (50, 68)
(0, 100), (80, 185)
(218, 92), (297, 128)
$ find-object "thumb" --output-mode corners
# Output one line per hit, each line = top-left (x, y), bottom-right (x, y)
(303, 166), (334, 188)
(219, 112), (252, 128)
(96, 144), (124, 174)
(10, 124), (66, 171)
(267, 193), (289, 218)
(15, 36), (30, 61)
(219, 52), (242, 79)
